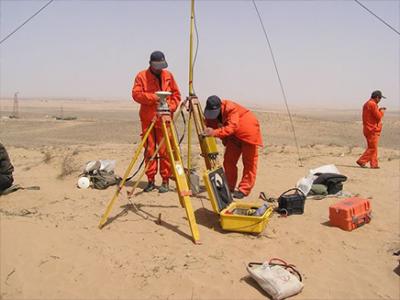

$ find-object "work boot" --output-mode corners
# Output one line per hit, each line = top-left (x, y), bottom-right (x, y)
(233, 190), (246, 199)
(158, 182), (169, 193)
(143, 181), (156, 192)
(356, 161), (367, 168)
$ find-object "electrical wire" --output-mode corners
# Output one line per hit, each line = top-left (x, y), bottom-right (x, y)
(0, 0), (55, 46)
(125, 156), (145, 182)
(354, 0), (400, 36)
(251, 0), (303, 167)
(178, 109), (186, 145)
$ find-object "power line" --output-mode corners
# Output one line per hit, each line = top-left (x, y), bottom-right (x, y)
(0, 0), (55, 46)
(251, 0), (303, 167)
(354, 0), (400, 36)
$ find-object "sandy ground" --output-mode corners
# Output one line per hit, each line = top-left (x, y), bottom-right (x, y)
(0, 99), (399, 300)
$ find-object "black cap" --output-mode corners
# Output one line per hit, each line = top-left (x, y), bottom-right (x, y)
(204, 95), (222, 119)
(150, 51), (168, 70)
(371, 90), (386, 99)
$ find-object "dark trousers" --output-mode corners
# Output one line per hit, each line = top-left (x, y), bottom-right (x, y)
(0, 174), (13, 192)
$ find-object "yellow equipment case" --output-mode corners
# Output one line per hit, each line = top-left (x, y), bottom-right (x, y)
(203, 167), (273, 233)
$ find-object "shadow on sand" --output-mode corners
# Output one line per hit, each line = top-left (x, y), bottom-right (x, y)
(100, 202), (193, 242)
(240, 275), (273, 299)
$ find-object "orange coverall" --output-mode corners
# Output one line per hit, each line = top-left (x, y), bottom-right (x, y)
(357, 99), (385, 168)
(206, 100), (263, 195)
(132, 68), (181, 182)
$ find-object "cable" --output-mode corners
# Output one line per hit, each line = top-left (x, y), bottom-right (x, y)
(0, 0), (55, 46)
(354, 0), (400, 36)
(178, 109), (186, 145)
(251, 0), (303, 167)
(125, 156), (145, 182)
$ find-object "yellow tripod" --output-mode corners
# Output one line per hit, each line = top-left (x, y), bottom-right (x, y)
(98, 91), (200, 244)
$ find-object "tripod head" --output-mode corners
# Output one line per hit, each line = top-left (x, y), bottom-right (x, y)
(156, 91), (172, 114)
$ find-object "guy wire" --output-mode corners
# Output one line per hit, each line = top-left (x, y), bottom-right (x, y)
(252, 0), (303, 167)
(0, 0), (55, 45)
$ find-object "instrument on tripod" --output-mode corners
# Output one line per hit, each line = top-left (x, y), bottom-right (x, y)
(156, 91), (172, 114)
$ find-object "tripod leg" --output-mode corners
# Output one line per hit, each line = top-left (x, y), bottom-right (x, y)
(98, 119), (156, 229)
(187, 109), (193, 172)
(127, 103), (187, 197)
(161, 118), (200, 243)
(127, 136), (166, 197)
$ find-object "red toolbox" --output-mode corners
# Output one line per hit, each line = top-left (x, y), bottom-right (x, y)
(329, 197), (371, 231)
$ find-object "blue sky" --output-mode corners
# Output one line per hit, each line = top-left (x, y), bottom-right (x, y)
(0, 0), (399, 109)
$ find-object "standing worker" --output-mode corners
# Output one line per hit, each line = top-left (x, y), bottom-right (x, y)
(356, 90), (387, 169)
(132, 51), (181, 193)
(203, 96), (263, 199)
(0, 143), (14, 193)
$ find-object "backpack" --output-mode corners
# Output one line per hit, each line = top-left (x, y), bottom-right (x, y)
(90, 170), (120, 190)
(81, 160), (121, 190)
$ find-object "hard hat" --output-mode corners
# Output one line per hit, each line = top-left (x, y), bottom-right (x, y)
(78, 177), (90, 189)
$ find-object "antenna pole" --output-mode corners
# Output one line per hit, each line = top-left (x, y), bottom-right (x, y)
(188, 0), (195, 96)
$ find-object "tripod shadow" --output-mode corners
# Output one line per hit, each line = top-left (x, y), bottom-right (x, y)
(102, 202), (193, 242)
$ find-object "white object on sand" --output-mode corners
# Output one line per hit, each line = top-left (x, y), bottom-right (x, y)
(78, 177), (90, 189)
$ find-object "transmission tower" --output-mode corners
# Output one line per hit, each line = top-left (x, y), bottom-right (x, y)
(11, 92), (19, 119)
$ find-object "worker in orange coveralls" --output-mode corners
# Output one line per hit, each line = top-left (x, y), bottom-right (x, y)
(203, 96), (263, 199)
(356, 90), (387, 169)
(132, 51), (181, 193)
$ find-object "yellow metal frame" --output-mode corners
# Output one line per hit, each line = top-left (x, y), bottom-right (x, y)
(98, 118), (156, 228)
(98, 109), (201, 244)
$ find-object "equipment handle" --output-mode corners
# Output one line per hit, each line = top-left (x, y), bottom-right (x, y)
(259, 192), (277, 203)
(352, 213), (371, 226)
(278, 187), (306, 199)
(269, 258), (303, 282)
(248, 259), (303, 282)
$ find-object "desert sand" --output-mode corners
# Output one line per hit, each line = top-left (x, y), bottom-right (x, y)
(0, 99), (399, 299)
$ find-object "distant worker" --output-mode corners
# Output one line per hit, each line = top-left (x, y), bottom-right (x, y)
(0, 143), (14, 193)
(356, 90), (387, 169)
(203, 96), (263, 199)
(132, 51), (181, 193)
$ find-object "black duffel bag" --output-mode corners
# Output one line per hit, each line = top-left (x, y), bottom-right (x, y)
(313, 173), (347, 195)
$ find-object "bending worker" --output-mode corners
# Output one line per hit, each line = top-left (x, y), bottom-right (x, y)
(203, 96), (262, 199)
(0, 143), (14, 193)
(356, 90), (387, 169)
(132, 51), (181, 193)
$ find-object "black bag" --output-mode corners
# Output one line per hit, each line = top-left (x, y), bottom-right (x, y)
(313, 173), (347, 195)
(90, 170), (120, 190)
(278, 188), (306, 216)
